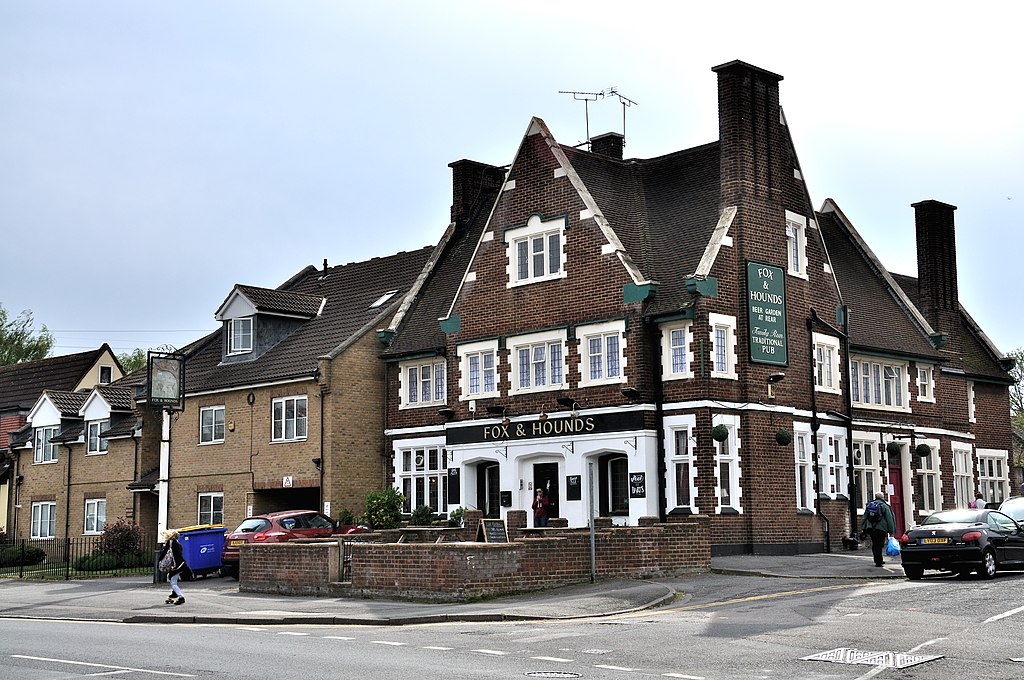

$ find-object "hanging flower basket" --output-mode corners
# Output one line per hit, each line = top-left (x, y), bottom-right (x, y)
(710, 424), (730, 442)
(775, 429), (793, 446)
(916, 443), (932, 457)
(886, 441), (902, 457)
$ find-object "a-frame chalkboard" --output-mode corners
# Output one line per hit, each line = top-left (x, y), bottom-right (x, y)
(476, 518), (509, 543)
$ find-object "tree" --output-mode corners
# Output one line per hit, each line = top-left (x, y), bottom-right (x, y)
(117, 348), (147, 374)
(1008, 347), (1024, 429)
(0, 303), (53, 366)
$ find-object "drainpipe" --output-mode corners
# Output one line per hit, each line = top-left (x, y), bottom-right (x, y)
(63, 441), (73, 540)
(131, 425), (140, 525)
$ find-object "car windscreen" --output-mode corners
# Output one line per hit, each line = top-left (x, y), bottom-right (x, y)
(233, 518), (271, 533)
(306, 514), (335, 529)
(922, 510), (984, 525)
(999, 498), (1024, 520)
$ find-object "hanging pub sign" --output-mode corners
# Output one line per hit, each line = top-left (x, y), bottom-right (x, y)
(629, 472), (646, 498)
(148, 351), (186, 410)
(746, 261), (788, 366)
(566, 475), (582, 501)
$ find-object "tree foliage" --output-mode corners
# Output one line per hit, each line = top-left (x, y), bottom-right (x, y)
(117, 348), (148, 374)
(1008, 347), (1024, 429)
(0, 303), (53, 366)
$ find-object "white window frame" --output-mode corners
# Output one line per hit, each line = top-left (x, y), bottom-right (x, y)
(813, 332), (841, 394)
(87, 420), (110, 454)
(661, 321), (694, 381)
(977, 448), (1008, 505)
(504, 214), (567, 287)
(712, 414), (742, 513)
(98, 365), (113, 384)
(34, 425), (59, 464)
(816, 430), (847, 499)
(271, 395), (308, 442)
(968, 382), (976, 423)
(851, 439), (881, 513)
(84, 498), (106, 534)
(785, 210), (808, 278)
(666, 415), (697, 512)
(578, 320), (626, 387)
(708, 313), (738, 380)
(850, 355), (910, 412)
(396, 440), (448, 514)
(198, 492), (224, 525)
(31, 501), (57, 539)
(916, 365), (935, 403)
(508, 330), (566, 395)
(400, 359), (447, 409)
(457, 340), (500, 400)
(915, 440), (941, 514)
(228, 317), (254, 355)
(952, 443), (973, 509)
(794, 427), (814, 511)
(200, 406), (225, 444)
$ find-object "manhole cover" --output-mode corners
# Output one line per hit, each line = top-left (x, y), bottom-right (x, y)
(524, 673), (582, 679)
(803, 647), (943, 669)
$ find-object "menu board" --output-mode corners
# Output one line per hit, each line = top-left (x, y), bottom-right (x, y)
(476, 518), (509, 543)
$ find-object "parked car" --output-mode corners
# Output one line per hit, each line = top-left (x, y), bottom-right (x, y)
(221, 510), (367, 578)
(900, 508), (1024, 580)
(998, 496), (1024, 521)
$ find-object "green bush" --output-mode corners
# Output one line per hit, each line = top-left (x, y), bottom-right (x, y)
(409, 505), (435, 526)
(337, 508), (356, 526)
(0, 544), (46, 567)
(448, 506), (465, 526)
(361, 488), (405, 530)
(74, 553), (120, 571)
(98, 517), (144, 556)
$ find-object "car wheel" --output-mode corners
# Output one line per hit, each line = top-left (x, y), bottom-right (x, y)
(903, 564), (924, 580)
(979, 549), (998, 579)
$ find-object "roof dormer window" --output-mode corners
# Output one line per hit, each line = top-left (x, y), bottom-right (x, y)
(228, 318), (253, 355)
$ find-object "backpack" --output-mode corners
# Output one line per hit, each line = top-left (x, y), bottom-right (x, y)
(864, 500), (884, 524)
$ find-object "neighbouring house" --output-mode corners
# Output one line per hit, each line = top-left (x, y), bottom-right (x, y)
(1, 345), (124, 537)
(147, 249), (435, 535)
(380, 60), (1014, 555)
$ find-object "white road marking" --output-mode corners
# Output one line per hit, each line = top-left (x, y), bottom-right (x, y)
(83, 672), (133, 677)
(595, 664), (634, 671)
(371, 641), (406, 646)
(324, 636), (355, 640)
(11, 656), (195, 677)
(277, 632), (309, 636)
(908, 638), (947, 653)
(472, 649), (508, 656)
(531, 656), (573, 663)
(422, 646), (453, 650)
(984, 604), (1024, 623)
(663, 674), (705, 679)
(237, 627), (266, 631)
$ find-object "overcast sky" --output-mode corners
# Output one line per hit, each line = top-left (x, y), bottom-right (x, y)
(2, 2), (1022, 360)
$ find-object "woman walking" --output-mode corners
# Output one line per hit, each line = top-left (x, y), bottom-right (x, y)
(159, 529), (190, 605)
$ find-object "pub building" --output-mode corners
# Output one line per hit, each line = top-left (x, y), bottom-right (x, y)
(381, 60), (1013, 555)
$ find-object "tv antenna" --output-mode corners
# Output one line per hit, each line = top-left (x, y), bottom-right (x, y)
(558, 87), (638, 149)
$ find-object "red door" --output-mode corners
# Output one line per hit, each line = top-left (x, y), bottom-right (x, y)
(887, 465), (904, 536)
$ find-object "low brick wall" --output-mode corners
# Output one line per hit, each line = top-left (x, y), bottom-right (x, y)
(240, 515), (710, 602)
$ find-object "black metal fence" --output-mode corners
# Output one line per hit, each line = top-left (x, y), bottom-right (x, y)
(0, 534), (159, 580)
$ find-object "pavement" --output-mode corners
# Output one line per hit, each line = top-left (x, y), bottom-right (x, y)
(0, 549), (904, 626)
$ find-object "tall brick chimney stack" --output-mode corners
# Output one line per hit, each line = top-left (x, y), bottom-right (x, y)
(590, 132), (624, 160)
(448, 159), (506, 226)
(913, 200), (961, 357)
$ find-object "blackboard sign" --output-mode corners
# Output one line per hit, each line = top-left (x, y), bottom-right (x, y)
(629, 472), (646, 498)
(476, 518), (509, 543)
(566, 475), (582, 501)
(499, 491), (512, 507)
(447, 468), (460, 504)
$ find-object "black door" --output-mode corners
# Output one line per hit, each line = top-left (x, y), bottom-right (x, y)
(476, 463), (501, 518)
(533, 463), (559, 522)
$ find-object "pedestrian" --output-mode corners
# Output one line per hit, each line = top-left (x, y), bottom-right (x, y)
(969, 491), (987, 509)
(158, 529), (190, 605)
(860, 492), (896, 568)
(532, 489), (550, 528)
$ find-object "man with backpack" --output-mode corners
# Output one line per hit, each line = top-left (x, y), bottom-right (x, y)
(860, 491), (897, 567)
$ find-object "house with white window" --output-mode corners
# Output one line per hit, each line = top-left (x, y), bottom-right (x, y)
(380, 61), (1014, 555)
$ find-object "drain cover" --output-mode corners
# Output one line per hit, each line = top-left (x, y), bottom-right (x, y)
(803, 647), (943, 669)
(524, 673), (582, 678)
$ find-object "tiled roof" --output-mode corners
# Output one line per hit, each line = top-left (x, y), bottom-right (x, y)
(234, 285), (324, 318)
(182, 248), (435, 392)
(817, 210), (942, 361)
(128, 466), (159, 491)
(95, 385), (136, 411)
(0, 345), (111, 412)
(50, 421), (84, 444)
(103, 414), (141, 438)
(44, 390), (90, 417)
(890, 272), (1011, 382)
(8, 422), (32, 447)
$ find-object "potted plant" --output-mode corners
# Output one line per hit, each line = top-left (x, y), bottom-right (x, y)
(711, 424), (730, 442)
(447, 506), (465, 527)
(886, 440), (902, 457)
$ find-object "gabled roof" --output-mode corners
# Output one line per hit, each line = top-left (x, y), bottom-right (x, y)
(102, 413), (141, 438)
(81, 385), (136, 414)
(183, 247), (435, 392)
(42, 390), (90, 417)
(816, 203), (943, 361)
(0, 345), (114, 412)
(215, 285), (325, 321)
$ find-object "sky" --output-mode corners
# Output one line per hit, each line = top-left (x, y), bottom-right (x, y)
(2, 1), (1022, 360)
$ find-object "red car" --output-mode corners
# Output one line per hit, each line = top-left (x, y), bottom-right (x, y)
(220, 510), (366, 578)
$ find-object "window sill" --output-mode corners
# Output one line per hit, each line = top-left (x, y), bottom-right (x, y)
(198, 440), (225, 446)
(399, 401), (447, 410)
(668, 507), (694, 516)
(710, 372), (738, 381)
(510, 384), (565, 396)
(796, 508), (815, 515)
(33, 460), (58, 465)
(718, 506), (740, 516)
(270, 438), (308, 444)
(85, 452), (109, 456)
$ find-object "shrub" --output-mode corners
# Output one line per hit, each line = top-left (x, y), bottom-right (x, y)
(97, 517), (144, 556)
(337, 508), (356, 526)
(409, 505), (435, 526)
(361, 488), (405, 530)
(448, 506), (465, 526)
(74, 553), (120, 572)
(0, 544), (46, 567)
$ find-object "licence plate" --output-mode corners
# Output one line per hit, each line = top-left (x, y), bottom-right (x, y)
(922, 537), (948, 545)
(229, 540), (245, 547)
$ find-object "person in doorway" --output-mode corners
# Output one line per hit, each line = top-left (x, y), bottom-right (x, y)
(532, 489), (550, 527)
(159, 529), (191, 605)
(969, 491), (987, 509)
(860, 492), (896, 568)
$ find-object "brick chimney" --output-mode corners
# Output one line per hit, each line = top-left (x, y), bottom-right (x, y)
(712, 60), (785, 209)
(448, 159), (506, 226)
(590, 132), (624, 160)
(913, 200), (960, 353)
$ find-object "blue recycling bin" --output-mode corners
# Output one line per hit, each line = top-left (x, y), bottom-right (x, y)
(177, 524), (226, 578)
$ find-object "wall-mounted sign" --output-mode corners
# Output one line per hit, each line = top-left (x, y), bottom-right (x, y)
(282, 476), (293, 488)
(566, 475), (582, 501)
(746, 261), (788, 366)
(448, 468), (461, 504)
(499, 491), (512, 507)
(629, 472), (646, 498)
(446, 410), (644, 446)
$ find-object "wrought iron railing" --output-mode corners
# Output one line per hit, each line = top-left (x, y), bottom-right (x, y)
(0, 534), (159, 580)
